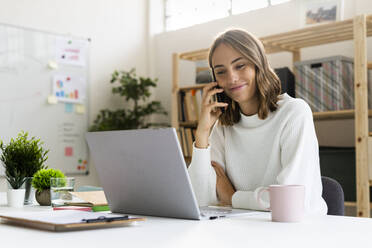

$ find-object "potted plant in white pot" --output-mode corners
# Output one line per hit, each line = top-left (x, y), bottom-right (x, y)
(0, 131), (49, 207)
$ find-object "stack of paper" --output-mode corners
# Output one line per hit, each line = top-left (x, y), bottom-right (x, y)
(67, 191), (110, 211)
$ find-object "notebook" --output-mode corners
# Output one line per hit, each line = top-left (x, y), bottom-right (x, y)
(66, 191), (110, 211)
(86, 128), (257, 220)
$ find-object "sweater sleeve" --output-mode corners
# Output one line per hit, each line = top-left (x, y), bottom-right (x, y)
(187, 123), (224, 207)
(276, 101), (327, 215)
(232, 101), (327, 215)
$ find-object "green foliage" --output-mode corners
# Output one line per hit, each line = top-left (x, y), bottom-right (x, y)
(0, 131), (49, 189)
(32, 168), (65, 192)
(90, 68), (169, 131)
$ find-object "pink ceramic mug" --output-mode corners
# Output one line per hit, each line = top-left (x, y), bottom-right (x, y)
(257, 185), (305, 222)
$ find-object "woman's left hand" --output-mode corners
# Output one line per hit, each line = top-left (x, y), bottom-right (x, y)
(211, 161), (236, 205)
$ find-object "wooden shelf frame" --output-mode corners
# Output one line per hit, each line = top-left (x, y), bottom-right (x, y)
(172, 15), (371, 217)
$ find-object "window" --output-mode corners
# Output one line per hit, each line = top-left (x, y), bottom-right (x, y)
(164, 0), (291, 31)
(231, 0), (268, 15)
(165, 0), (231, 31)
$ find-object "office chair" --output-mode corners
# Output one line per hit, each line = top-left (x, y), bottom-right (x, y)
(321, 176), (345, 216)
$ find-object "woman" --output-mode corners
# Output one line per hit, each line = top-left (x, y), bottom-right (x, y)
(188, 28), (327, 215)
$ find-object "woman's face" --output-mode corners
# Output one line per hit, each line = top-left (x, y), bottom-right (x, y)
(211, 43), (257, 107)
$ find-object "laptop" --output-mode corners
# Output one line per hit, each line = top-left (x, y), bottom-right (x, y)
(86, 128), (256, 220)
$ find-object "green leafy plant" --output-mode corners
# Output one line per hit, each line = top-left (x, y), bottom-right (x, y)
(32, 168), (65, 193)
(89, 68), (168, 131)
(0, 131), (49, 189)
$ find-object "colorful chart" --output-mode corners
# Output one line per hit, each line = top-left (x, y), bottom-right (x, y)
(52, 75), (86, 103)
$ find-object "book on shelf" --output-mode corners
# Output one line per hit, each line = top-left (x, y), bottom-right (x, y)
(176, 128), (186, 156)
(179, 127), (189, 157)
(191, 89), (200, 121)
(185, 128), (194, 157)
(178, 87), (203, 123)
(178, 91), (186, 121)
(184, 91), (197, 122)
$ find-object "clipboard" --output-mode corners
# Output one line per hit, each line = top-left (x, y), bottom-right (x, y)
(0, 210), (145, 231)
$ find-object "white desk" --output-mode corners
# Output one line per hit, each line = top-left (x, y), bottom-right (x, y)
(0, 193), (371, 248)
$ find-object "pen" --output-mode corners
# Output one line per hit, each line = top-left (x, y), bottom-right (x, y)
(82, 215), (129, 223)
(209, 215), (225, 220)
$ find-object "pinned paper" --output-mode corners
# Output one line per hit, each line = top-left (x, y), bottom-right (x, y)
(65, 103), (74, 113)
(56, 37), (88, 66)
(47, 95), (58, 104)
(75, 104), (85, 114)
(53, 75), (86, 103)
(65, 147), (73, 157)
(47, 60), (58, 70)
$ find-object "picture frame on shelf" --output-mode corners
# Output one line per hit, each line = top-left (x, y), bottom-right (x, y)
(300, 0), (344, 27)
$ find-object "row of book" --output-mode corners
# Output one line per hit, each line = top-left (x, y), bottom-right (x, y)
(176, 127), (196, 158)
(178, 89), (203, 122)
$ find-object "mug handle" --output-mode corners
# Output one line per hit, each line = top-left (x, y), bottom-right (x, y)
(257, 187), (270, 211)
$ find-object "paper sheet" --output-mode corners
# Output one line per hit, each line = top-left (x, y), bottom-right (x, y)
(53, 74), (86, 103)
(55, 38), (88, 67)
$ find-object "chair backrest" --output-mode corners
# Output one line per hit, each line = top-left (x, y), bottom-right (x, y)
(321, 176), (345, 216)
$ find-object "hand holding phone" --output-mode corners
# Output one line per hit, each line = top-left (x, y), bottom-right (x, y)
(212, 70), (227, 113)
(195, 81), (228, 148)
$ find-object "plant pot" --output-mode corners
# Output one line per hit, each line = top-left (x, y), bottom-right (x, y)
(24, 177), (35, 205)
(7, 188), (26, 208)
(35, 189), (51, 206)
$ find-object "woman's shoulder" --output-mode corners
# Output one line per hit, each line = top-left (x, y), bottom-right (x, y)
(276, 93), (312, 117)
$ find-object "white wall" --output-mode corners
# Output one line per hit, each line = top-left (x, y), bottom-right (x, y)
(151, 0), (372, 148)
(0, 0), (149, 191)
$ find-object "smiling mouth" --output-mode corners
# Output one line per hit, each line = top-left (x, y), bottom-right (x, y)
(230, 84), (247, 91)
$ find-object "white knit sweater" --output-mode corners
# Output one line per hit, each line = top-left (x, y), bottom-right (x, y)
(188, 94), (327, 215)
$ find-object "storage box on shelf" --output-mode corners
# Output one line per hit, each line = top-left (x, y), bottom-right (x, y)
(172, 15), (372, 216)
(295, 56), (372, 112)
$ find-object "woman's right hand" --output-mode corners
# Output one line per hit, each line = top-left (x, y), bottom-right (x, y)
(195, 82), (228, 148)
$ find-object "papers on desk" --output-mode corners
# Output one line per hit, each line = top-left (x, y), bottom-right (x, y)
(51, 191), (110, 212)
(0, 210), (145, 231)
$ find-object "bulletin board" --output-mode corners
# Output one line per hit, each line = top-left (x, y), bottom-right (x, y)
(0, 23), (90, 175)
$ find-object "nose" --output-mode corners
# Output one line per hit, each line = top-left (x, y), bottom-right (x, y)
(227, 70), (238, 84)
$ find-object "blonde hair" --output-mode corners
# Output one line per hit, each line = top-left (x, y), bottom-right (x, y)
(208, 28), (281, 125)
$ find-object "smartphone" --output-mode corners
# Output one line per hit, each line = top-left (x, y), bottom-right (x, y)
(211, 69), (227, 113)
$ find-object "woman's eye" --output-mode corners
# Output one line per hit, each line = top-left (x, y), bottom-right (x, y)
(236, 64), (245, 70)
(215, 70), (225, 75)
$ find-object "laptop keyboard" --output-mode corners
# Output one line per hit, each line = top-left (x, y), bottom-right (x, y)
(200, 206), (233, 217)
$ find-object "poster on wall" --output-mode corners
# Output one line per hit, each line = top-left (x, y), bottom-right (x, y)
(300, 0), (344, 26)
(55, 37), (88, 67)
(52, 74), (86, 103)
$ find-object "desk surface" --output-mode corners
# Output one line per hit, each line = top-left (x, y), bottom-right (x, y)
(0, 193), (371, 248)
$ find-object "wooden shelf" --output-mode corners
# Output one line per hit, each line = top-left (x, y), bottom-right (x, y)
(345, 201), (372, 208)
(179, 121), (198, 128)
(175, 16), (372, 62)
(313, 109), (372, 121)
(179, 84), (205, 91)
(260, 19), (370, 53)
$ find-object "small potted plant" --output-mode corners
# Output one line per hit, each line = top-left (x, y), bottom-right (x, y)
(32, 168), (65, 206)
(0, 131), (48, 207)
